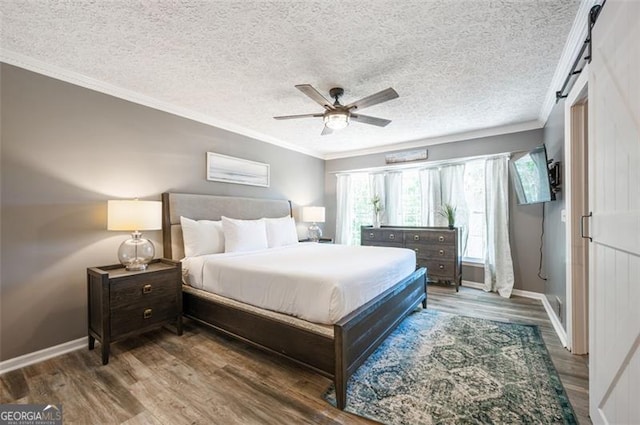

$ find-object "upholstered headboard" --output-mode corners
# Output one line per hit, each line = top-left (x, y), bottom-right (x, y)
(161, 192), (292, 260)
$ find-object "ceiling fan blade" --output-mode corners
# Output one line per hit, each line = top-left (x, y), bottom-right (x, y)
(273, 113), (323, 120)
(295, 84), (335, 110)
(345, 88), (399, 111)
(321, 126), (333, 136)
(351, 114), (392, 127)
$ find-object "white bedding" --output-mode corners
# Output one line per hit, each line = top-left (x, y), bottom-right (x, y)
(182, 243), (416, 324)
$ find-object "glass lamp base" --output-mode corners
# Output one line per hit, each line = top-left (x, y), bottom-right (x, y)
(308, 223), (322, 242)
(118, 231), (155, 271)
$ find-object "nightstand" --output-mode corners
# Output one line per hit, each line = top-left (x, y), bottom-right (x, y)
(87, 258), (182, 364)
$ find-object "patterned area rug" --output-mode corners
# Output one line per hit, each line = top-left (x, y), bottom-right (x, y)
(324, 309), (576, 424)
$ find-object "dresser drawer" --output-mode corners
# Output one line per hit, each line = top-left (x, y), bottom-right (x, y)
(405, 230), (455, 245)
(362, 229), (384, 242)
(110, 271), (177, 308)
(406, 244), (457, 260)
(420, 260), (457, 279)
(111, 299), (178, 337)
(361, 229), (403, 246)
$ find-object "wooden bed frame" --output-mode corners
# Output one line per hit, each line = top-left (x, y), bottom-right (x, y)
(161, 192), (426, 409)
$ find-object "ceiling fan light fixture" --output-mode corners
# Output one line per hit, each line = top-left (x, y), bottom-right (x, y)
(324, 111), (350, 130)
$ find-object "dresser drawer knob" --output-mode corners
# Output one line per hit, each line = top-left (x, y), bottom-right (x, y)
(414, 248), (419, 253)
(142, 284), (152, 294)
(369, 232), (375, 238)
(143, 308), (153, 319)
(389, 234), (395, 240)
(438, 236), (445, 242)
(439, 249), (444, 255)
(413, 235), (420, 241)
(438, 264), (445, 270)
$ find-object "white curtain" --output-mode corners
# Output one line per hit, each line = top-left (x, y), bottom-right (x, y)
(385, 172), (403, 225)
(369, 173), (386, 224)
(483, 156), (515, 297)
(440, 164), (469, 256)
(419, 168), (443, 226)
(335, 174), (353, 245)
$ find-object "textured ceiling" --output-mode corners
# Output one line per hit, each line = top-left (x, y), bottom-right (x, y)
(0, 1), (580, 158)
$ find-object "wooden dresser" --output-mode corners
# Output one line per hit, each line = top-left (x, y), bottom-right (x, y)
(361, 226), (461, 291)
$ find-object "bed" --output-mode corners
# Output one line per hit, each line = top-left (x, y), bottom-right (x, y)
(161, 192), (427, 409)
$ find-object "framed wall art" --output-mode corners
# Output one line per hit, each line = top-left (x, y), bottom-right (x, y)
(206, 152), (270, 187)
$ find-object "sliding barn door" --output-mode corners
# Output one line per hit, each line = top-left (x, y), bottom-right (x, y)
(588, 1), (640, 423)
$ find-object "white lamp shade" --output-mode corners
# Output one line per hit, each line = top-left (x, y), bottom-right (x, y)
(107, 200), (162, 231)
(302, 206), (325, 223)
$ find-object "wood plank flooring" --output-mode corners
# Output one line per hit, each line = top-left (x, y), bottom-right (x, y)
(0, 285), (590, 424)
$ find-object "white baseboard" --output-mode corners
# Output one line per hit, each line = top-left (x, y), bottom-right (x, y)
(459, 280), (568, 347)
(0, 337), (85, 375)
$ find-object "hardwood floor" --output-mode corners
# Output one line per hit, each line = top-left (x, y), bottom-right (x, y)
(0, 285), (590, 424)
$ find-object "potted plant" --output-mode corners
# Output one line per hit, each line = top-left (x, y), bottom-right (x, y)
(440, 203), (456, 229)
(372, 195), (383, 228)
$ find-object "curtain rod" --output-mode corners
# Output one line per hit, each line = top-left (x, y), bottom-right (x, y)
(330, 152), (511, 175)
(555, 2), (605, 102)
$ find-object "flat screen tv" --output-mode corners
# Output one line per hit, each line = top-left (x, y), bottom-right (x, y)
(510, 144), (555, 205)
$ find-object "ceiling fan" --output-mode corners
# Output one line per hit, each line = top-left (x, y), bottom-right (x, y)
(274, 84), (399, 135)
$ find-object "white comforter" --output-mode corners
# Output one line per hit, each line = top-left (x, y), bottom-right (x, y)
(183, 243), (416, 324)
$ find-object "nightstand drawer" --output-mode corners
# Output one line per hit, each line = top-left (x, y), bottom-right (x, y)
(110, 272), (176, 308)
(111, 299), (178, 337)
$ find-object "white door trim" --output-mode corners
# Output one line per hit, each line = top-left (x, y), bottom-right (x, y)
(564, 65), (590, 354)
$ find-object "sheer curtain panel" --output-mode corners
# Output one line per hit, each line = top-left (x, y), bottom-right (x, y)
(385, 172), (403, 225)
(483, 156), (515, 297)
(440, 164), (469, 256)
(335, 174), (353, 245)
(419, 168), (443, 226)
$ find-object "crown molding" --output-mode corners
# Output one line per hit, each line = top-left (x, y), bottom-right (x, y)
(0, 50), (325, 159)
(324, 120), (544, 160)
(539, 0), (600, 123)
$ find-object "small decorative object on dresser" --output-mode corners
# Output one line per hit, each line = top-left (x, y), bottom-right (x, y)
(87, 259), (182, 364)
(361, 225), (461, 291)
(371, 195), (383, 228)
(439, 203), (457, 229)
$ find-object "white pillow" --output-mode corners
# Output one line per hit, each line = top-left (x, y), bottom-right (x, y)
(180, 216), (225, 257)
(221, 216), (269, 253)
(265, 216), (299, 248)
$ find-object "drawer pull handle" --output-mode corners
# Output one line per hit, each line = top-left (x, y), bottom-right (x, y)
(413, 235), (420, 241)
(439, 264), (445, 270)
(369, 232), (375, 238)
(142, 284), (152, 294)
(414, 248), (419, 253)
(143, 308), (153, 319)
(389, 234), (395, 240)
(439, 249), (444, 256)
(438, 236), (445, 242)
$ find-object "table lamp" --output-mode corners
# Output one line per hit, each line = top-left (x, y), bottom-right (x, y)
(302, 206), (325, 242)
(107, 199), (162, 271)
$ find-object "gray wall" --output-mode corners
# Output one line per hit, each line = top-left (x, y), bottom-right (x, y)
(542, 100), (567, 326)
(0, 64), (325, 361)
(325, 129), (549, 293)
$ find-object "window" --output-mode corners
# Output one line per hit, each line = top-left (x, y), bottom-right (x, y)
(462, 160), (485, 262)
(342, 159), (487, 262)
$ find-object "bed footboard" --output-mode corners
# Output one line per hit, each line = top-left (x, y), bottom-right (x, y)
(333, 267), (427, 409)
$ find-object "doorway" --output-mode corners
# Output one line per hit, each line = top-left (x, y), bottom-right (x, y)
(564, 66), (589, 355)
